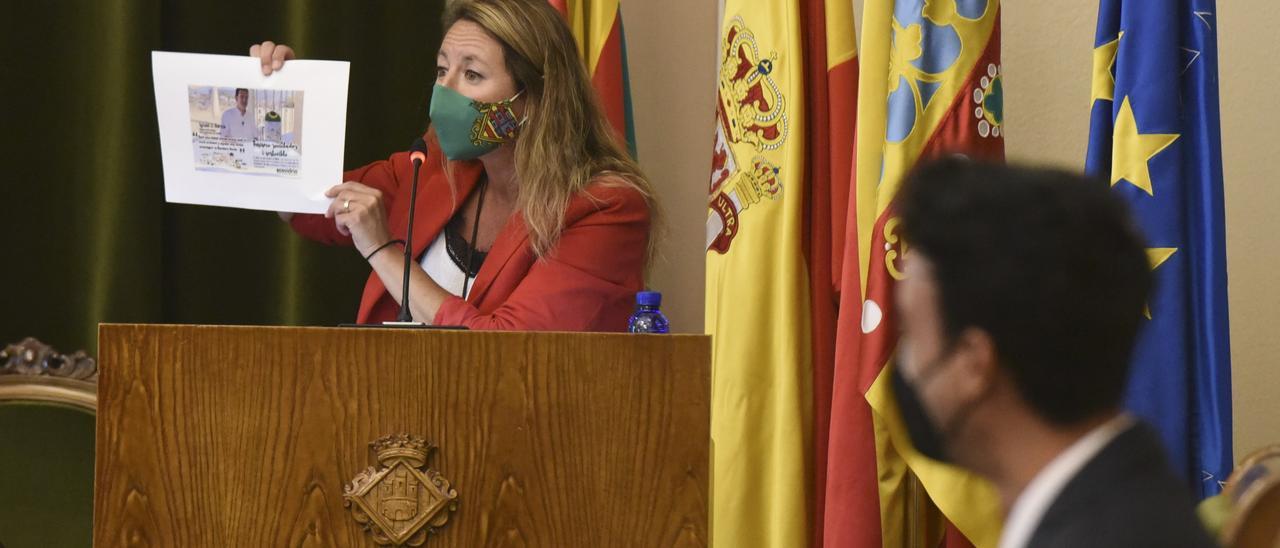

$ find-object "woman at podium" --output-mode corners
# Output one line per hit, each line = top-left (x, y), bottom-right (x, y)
(261, 0), (657, 331)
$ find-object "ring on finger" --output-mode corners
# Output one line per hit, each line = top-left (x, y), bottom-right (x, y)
(343, 198), (351, 212)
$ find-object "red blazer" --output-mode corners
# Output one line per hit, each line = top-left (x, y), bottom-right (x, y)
(289, 134), (650, 331)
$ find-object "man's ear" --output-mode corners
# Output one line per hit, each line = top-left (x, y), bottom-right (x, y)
(949, 327), (1000, 398)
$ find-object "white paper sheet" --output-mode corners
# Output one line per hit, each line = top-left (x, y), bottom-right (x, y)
(151, 51), (349, 213)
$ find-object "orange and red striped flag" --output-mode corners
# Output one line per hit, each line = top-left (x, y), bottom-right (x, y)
(549, 0), (635, 153)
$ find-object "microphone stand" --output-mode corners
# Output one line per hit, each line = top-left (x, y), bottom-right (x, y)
(342, 138), (462, 329)
(382, 142), (428, 326)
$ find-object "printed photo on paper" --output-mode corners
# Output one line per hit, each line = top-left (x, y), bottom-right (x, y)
(188, 85), (304, 177)
(153, 51), (348, 213)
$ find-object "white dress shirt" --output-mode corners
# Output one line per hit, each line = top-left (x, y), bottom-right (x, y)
(220, 107), (256, 140)
(998, 414), (1135, 548)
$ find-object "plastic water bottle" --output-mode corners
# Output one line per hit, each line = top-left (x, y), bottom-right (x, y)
(627, 291), (670, 333)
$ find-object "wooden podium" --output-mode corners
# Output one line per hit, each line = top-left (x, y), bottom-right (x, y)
(94, 324), (710, 547)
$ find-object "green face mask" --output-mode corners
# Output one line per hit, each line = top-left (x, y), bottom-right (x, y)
(429, 84), (524, 161)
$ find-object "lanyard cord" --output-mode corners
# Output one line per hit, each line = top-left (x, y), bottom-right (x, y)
(462, 178), (489, 300)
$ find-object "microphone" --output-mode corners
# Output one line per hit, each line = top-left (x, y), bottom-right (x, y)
(409, 139), (427, 166)
(392, 137), (429, 324)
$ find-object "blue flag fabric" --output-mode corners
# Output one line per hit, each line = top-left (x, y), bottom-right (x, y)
(1085, 0), (1232, 498)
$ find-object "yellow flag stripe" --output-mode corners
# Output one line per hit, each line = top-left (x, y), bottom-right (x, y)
(825, 0), (857, 68)
(853, 0), (893, 300)
(556, 0), (620, 75)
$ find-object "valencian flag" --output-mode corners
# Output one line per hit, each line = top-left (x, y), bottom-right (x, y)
(705, 0), (856, 545)
(548, 0), (636, 153)
(824, 1), (1004, 547)
(1084, 0), (1232, 499)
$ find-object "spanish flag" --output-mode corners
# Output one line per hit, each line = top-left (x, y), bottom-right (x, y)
(706, 0), (856, 546)
(825, 1), (1006, 547)
(548, 0), (635, 152)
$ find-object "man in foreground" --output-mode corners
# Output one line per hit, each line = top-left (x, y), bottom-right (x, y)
(891, 159), (1217, 548)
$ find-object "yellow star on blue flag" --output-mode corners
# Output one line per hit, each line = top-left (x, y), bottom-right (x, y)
(1092, 32), (1122, 103)
(1110, 96), (1179, 195)
(1143, 247), (1177, 318)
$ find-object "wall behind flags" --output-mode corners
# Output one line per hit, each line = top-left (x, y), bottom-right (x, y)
(626, 0), (718, 336)
(1198, 0), (1279, 462)
(624, 0), (1278, 457)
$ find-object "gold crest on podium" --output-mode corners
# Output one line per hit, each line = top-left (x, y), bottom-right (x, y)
(344, 434), (459, 546)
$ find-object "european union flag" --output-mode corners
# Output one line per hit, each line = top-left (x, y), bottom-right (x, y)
(1085, 0), (1231, 498)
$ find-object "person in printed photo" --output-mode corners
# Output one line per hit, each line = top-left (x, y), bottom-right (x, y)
(219, 88), (255, 140)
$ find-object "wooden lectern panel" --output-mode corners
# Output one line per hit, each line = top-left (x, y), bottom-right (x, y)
(95, 324), (709, 547)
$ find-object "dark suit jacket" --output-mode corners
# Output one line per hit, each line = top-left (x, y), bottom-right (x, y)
(1027, 422), (1218, 547)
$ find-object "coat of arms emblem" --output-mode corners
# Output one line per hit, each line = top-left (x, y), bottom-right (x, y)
(471, 100), (522, 145)
(345, 434), (459, 546)
(707, 16), (790, 254)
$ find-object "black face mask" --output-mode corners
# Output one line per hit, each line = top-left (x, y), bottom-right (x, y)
(891, 362), (950, 462)
(890, 352), (988, 464)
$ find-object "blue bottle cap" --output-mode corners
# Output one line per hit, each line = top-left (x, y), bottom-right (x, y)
(636, 290), (662, 307)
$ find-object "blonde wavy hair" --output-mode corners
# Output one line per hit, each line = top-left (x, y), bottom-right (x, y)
(442, 0), (659, 263)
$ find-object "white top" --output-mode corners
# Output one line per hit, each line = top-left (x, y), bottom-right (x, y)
(220, 107), (256, 139)
(998, 414), (1135, 548)
(420, 231), (476, 299)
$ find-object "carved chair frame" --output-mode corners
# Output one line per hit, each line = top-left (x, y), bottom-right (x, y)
(0, 338), (98, 413)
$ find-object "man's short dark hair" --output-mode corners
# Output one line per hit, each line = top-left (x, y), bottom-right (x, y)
(235, 88), (249, 97)
(897, 158), (1152, 426)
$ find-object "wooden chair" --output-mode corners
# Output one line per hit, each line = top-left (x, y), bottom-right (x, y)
(1221, 445), (1280, 548)
(0, 338), (98, 548)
